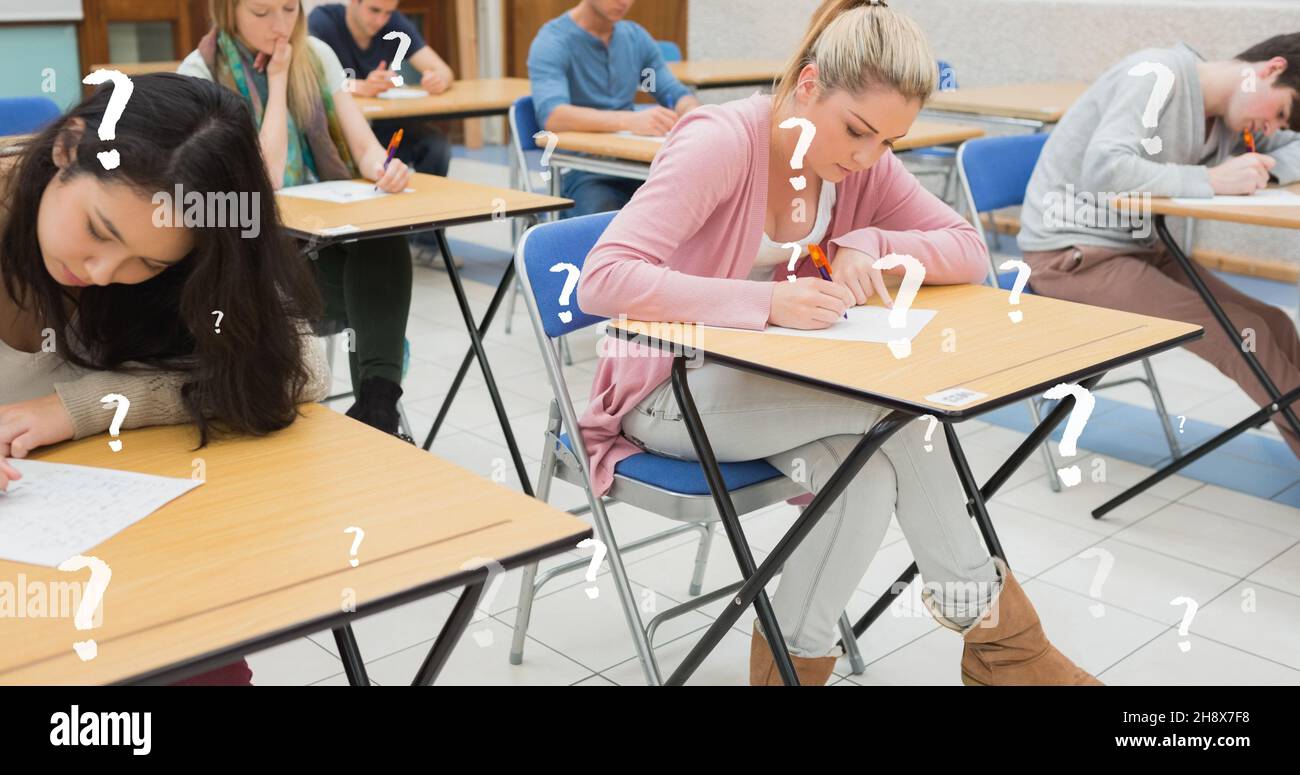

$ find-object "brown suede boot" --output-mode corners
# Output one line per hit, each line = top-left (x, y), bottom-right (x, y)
(923, 558), (1103, 686)
(749, 622), (838, 686)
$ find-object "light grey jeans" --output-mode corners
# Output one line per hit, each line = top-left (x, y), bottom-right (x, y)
(621, 362), (1000, 658)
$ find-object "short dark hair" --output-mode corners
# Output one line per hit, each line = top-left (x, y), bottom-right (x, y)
(1236, 33), (1300, 130)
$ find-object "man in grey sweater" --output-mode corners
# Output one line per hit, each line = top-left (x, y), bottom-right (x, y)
(1019, 35), (1300, 458)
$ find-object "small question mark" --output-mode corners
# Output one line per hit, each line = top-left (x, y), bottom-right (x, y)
(459, 557), (508, 647)
(549, 262), (581, 324)
(782, 242), (801, 283)
(871, 253), (926, 359)
(1127, 61), (1176, 155)
(577, 538), (607, 599)
(1177, 415), (1186, 433)
(211, 310), (224, 334)
(533, 131), (559, 182)
(81, 69), (134, 171)
(1241, 66), (1257, 93)
(1041, 383), (1096, 487)
(57, 555), (112, 661)
(1170, 596), (1199, 652)
(920, 415), (939, 452)
(343, 526), (365, 567)
(100, 394), (130, 452)
(383, 31), (412, 86)
(998, 260), (1032, 323)
(1077, 547), (1115, 618)
(778, 117), (816, 191)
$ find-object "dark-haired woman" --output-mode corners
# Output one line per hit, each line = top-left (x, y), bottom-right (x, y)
(0, 73), (331, 684)
(179, 0), (417, 437)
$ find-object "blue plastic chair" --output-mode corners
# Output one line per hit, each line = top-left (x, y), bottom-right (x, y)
(955, 134), (1182, 489)
(511, 212), (866, 683)
(656, 40), (683, 63)
(0, 96), (61, 137)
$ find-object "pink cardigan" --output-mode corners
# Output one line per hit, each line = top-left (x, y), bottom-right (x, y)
(574, 94), (989, 496)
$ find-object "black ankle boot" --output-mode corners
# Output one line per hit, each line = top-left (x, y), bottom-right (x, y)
(346, 377), (410, 442)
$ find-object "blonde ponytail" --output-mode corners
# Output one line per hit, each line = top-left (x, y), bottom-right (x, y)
(774, 0), (936, 108)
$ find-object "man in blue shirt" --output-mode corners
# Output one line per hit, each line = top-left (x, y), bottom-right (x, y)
(529, 0), (699, 217)
(310, 0), (457, 262)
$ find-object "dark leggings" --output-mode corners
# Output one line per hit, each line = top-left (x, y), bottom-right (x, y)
(312, 235), (413, 387)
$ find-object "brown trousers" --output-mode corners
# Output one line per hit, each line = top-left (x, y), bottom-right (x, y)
(1021, 243), (1300, 459)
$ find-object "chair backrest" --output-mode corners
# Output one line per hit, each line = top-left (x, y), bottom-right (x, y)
(936, 60), (957, 91)
(0, 96), (61, 137)
(956, 133), (1050, 288)
(508, 95), (548, 191)
(517, 211), (617, 341)
(656, 41), (683, 63)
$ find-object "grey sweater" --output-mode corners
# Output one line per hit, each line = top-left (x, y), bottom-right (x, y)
(1018, 42), (1300, 253)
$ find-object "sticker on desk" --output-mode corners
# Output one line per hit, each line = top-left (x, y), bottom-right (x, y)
(925, 387), (988, 407)
(319, 224), (361, 236)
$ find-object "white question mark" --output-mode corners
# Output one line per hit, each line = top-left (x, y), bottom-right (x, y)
(778, 117), (816, 191)
(211, 310), (223, 334)
(921, 415), (939, 452)
(459, 557), (507, 647)
(871, 253), (926, 359)
(57, 555), (111, 661)
(998, 260), (1032, 323)
(782, 242), (801, 283)
(81, 69), (133, 171)
(1041, 383), (1096, 487)
(1077, 547), (1115, 618)
(343, 526), (365, 567)
(1127, 61), (1175, 155)
(383, 31), (412, 87)
(549, 262), (581, 324)
(532, 130), (559, 182)
(577, 538), (607, 599)
(100, 393), (130, 452)
(1170, 596), (1199, 652)
(1178, 415), (1186, 433)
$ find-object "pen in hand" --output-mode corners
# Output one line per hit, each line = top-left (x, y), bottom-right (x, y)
(808, 244), (848, 320)
(375, 128), (404, 191)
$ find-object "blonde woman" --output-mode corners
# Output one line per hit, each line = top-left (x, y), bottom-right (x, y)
(179, 0), (415, 440)
(574, 0), (1101, 686)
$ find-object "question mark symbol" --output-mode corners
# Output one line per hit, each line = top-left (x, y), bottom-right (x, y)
(549, 262), (581, 324)
(81, 69), (134, 171)
(57, 555), (112, 661)
(1077, 547), (1115, 617)
(211, 310), (224, 334)
(100, 393), (130, 452)
(532, 131), (559, 182)
(1127, 61), (1175, 155)
(778, 117), (816, 191)
(343, 526), (365, 567)
(781, 242), (802, 283)
(921, 414), (939, 452)
(383, 31), (412, 86)
(577, 538), (607, 599)
(1177, 415), (1186, 433)
(1041, 383), (1096, 487)
(1170, 596), (1199, 652)
(870, 253), (926, 359)
(459, 557), (508, 647)
(998, 260), (1032, 323)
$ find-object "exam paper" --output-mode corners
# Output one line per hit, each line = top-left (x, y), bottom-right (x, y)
(277, 181), (413, 204)
(613, 131), (668, 143)
(377, 87), (429, 100)
(1171, 190), (1300, 206)
(0, 460), (201, 567)
(751, 306), (938, 343)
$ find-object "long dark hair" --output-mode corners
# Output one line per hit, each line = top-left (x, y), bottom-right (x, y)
(0, 73), (322, 444)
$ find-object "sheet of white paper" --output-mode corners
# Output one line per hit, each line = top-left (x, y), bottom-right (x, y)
(613, 131), (668, 143)
(1171, 190), (1300, 206)
(0, 460), (201, 567)
(277, 181), (413, 204)
(378, 87), (429, 100)
(737, 306), (938, 343)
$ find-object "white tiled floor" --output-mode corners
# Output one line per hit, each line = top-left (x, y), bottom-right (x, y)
(246, 152), (1300, 686)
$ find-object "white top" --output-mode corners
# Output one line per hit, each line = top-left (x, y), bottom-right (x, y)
(177, 36), (350, 97)
(749, 181), (836, 281)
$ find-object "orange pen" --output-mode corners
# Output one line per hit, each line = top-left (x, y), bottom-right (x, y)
(1244, 130), (1257, 153)
(808, 244), (848, 320)
(375, 128), (404, 190)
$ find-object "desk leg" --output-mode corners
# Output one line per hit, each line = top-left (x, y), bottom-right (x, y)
(332, 625), (371, 686)
(420, 229), (534, 497)
(668, 357), (911, 685)
(411, 581), (484, 686)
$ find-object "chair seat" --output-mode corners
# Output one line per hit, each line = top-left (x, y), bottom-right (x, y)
(907, 147), (956, 159)
(997, 270), (1035, 295)
(559, 433), (783, 495)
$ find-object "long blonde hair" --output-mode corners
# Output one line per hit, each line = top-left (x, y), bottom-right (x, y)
(209, 0), (323, 125)
(774, 0), (937, 109)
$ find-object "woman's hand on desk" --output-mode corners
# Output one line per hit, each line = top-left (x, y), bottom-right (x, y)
(0, 394), (74, 462)
(1209, 153), (1276, 195)
(370, 157), (412, 193)
(769, 277), (855, 329)
(0, 458), (19, 493)
(830, 247), (895, 308)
